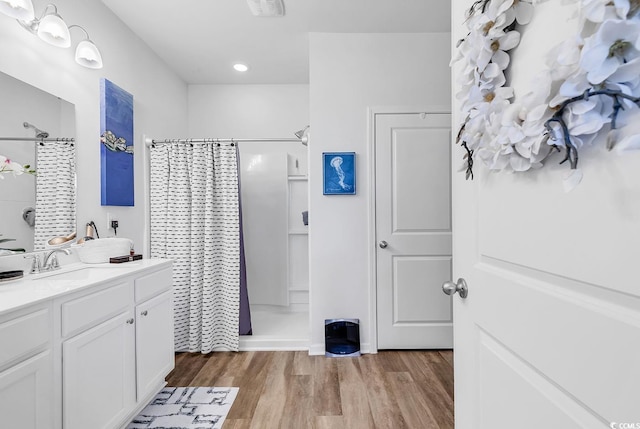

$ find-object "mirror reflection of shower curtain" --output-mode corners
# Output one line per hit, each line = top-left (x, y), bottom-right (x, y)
(149, 142), (250, 353)
(34, 141), (76, 251)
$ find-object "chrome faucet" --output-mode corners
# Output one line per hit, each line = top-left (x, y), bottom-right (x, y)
(42, 248), (72, 271)
(23, 254), (42, 274)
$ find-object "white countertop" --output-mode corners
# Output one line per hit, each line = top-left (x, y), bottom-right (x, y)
(0, 258), (173, 316)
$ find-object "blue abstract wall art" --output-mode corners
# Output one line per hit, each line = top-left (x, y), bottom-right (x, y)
(100, 78), (134, 206)
(323, 152), (356, 195)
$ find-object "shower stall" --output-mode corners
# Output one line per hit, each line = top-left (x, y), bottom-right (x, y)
(238, 138), (309, 350)
(147, 131), (310, 351)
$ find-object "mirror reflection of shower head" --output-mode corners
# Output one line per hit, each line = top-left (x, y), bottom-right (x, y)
(23, 122), (49, 138)
(294, 125), (309, 146)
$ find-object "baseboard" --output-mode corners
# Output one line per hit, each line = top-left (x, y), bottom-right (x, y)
(239, 337), (309, 351)
(309, 342), (373, 356)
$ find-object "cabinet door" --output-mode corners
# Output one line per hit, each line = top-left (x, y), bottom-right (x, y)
(0, 351), (52, 429)
(63, 311), (135, 429)
(136, 290), (174, 401)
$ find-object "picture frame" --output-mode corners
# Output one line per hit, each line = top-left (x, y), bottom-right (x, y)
(323, 152), (356, 195)
(100, 78), (134, 206)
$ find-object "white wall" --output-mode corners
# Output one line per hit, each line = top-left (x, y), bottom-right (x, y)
(308, 33), (451, 354)
(188, 84), (309, 173)
(0, 0), (188, 270)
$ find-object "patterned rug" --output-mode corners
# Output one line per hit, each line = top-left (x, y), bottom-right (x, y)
(126, 387), (239, 429)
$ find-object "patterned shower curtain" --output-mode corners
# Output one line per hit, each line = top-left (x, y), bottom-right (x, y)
(149, 142), (243, 353)
(34, 141), (76, 251)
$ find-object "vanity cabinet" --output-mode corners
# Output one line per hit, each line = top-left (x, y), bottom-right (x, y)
(0, 303), (53, 429)
(0, 260), (173, 429)
(61, 279), (136, 429)
(63, 309), (136, 429)
(135, 290), (173, 401)
(59, 265), (174, 429)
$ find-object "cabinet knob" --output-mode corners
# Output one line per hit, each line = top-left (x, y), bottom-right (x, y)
(141, 310), (148, 316)
(126, 318), (134, 324)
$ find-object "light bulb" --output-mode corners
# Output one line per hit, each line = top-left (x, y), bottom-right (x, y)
(233, 63), (249, 72)
(37, 13), (70, 47)
(75, 39), (103, 69)
(0, 0), (34, 21)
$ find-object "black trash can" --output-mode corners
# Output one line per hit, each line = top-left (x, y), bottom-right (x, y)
(325, 318), (361, 357)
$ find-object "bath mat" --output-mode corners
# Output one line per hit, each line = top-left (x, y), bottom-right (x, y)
(126, 387), (239, 429)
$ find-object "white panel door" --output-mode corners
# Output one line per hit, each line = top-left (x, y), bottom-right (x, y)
(451, 1), (640, 427)
(376, 112), (453, 349)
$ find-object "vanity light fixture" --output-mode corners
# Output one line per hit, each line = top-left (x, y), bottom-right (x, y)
(0, 1), (103, 69)
(0, 0), (34, 21)
(18, 3), (70, 47)
(69, 25), (102, 69)
(233, 63), (249, 72)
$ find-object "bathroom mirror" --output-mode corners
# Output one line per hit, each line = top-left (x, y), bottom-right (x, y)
(0, 71), (76, 255)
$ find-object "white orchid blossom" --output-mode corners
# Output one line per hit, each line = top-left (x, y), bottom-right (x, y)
(0, 155), (34, 179)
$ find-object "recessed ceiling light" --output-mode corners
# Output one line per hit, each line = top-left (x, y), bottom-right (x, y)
(233, 63), (249, 72)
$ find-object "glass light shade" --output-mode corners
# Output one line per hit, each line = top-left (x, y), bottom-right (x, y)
(233, 63), (249, 72)
(75, 40), (102, 69)
(0, 0), (34, 21)
(37, 13), (70, 47)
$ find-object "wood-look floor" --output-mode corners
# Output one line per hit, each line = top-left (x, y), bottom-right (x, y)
(166, 350), (454, 429)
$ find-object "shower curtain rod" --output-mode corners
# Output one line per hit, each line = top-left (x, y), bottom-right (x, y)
(0, 137), (75, 143)
(147, 137), (302, 146)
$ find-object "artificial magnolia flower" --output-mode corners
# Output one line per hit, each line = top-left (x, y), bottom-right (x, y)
(546, 35), (583, 83)
(476, 30), (521, 72)
(613, 0), (640, 19)
(580, 0), (620, 22)
(580, 19), (640, 84)
(562, 169), (583, 193)
(489, 0), (535, 25)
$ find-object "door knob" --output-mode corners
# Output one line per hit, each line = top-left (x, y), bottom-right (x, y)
(442, 278), (468, 298)
(379, 240), (388, 249)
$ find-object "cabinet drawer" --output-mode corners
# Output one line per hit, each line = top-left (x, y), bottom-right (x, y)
(0, 306), (50, 370)
(61, 281), (133, 338)
(135, 267), (172, 303)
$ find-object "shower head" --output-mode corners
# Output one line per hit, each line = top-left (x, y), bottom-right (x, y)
(23, 122), (49, 139)
(294, 125), (309, 146)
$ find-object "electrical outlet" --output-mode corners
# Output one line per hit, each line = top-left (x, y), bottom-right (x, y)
(106, 212), (112, 231)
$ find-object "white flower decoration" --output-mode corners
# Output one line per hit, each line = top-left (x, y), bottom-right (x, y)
(0, 155), (34, 179)
(580, 19), (640, 84)
(453, 0), (640, 189)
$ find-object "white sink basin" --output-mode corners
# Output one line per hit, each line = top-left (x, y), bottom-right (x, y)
(30, 264), (131, 284)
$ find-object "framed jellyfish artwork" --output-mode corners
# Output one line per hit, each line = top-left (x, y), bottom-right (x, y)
(323, 152), (356, 195)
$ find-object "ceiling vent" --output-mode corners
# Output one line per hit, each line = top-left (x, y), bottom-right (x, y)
(246, 0), (284, 17)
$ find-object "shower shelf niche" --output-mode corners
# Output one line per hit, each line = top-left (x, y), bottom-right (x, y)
(288, 175), (308, 309)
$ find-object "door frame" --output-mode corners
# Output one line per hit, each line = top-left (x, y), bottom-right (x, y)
(366, 105), (452, 354)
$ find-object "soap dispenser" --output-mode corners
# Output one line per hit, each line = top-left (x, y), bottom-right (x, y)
(77, 221), (99, 244)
